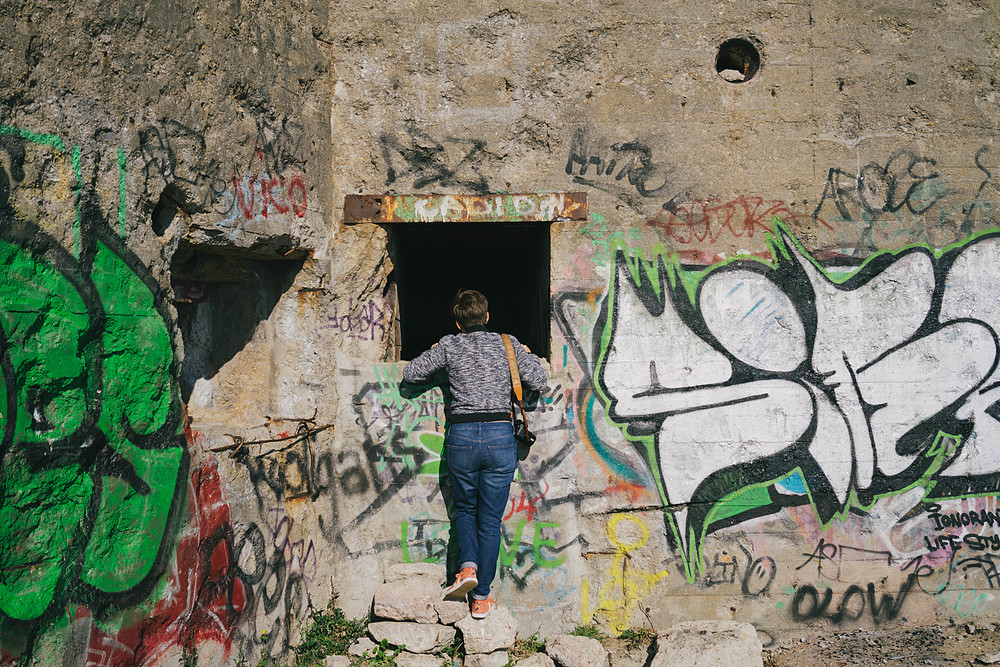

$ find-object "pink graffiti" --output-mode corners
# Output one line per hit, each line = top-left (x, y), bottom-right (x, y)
(320, 297), (390, 342)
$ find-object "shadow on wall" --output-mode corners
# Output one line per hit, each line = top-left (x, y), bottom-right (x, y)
(170, 243), (305, 402)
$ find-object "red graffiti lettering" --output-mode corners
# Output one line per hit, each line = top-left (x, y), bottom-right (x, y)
(287, 175), (307, 217)
(647, 196), (831, 245)
(503, 481), (549, 522)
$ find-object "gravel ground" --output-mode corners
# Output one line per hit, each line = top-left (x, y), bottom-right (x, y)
(762, 623), (1000, 666)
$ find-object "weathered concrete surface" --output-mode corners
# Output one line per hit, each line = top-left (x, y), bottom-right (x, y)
(3, 0), (1000, 665)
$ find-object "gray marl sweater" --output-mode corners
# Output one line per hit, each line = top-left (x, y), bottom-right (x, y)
(402, 327), (548, 418)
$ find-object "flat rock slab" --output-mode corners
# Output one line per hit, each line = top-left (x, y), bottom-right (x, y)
(651, 621), (762, 667)
(368, 621), (456, 654)
(435, 598), (469, 625)
(386, 562), (447, 583)
(545, 635), (609, 667)
(516, 652), (556, 667)
(607, 646), (652, 667)
(349, 636), (376, 656)
(464, 650), (510, 667)
(374, 577), (444, 624)
(396, 651), (449, 667)
(324, 656), (351, 667)
(455, 604), (517, 653)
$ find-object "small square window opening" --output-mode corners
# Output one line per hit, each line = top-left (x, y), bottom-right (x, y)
(390, 222), (550, 360)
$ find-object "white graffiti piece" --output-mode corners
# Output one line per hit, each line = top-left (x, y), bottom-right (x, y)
(597, 225), (1000, 573)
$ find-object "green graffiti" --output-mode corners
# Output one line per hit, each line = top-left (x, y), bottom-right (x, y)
(363, 364), (446, 476)
(400, 516), (566, 570)
(417, 431), (445, 475)
(578, 211), (643, 267)
(0, 125), (66, 151)
(499, 518), (566, 570)
(117, 147), (127, 237)
(0, 130), (185, 622)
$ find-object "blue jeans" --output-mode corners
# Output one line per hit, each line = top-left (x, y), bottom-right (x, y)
(446, 421), (516, 600)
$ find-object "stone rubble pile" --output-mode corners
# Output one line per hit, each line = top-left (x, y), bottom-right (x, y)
(348, 563), (516, 667)
(346, 564), (761, 667)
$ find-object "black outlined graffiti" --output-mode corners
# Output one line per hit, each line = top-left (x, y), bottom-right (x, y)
(595, 220), (1000, 579)
(249, 116), (307, 174)
(230, 424), (341, 541)
(565, 128), (676, 211)
(701, 544), (777, 597)
(138, 120), (228, 211)
(379, 126), (489, 193)
(790, 575), (918, 625)
(553, 289), (659, 491)
(795, 539), (895, 582)
(812, 148), (946, 224)
(811, 145), (1000, 247)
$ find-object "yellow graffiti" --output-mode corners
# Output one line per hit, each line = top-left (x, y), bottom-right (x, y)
(581, 514), (669, 633)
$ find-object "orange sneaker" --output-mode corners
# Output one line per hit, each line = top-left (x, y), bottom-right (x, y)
(443, 567), (478, 599)
(470, 596), (497, 619)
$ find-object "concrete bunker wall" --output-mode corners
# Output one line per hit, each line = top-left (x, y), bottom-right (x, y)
(2, 0), (1000, 664)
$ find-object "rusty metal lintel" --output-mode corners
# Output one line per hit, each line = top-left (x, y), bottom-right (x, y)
(344, 192), (588, 224)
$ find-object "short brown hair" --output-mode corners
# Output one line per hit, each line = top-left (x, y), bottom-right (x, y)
(452, 289), (488, 329)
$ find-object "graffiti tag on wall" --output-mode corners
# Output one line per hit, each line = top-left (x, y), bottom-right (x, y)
(595, 219), (1000, 579)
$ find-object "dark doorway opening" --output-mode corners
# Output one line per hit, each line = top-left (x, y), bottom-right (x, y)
(391, 222), (550, 360)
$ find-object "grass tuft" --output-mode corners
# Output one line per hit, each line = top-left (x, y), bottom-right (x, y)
(506, 632), (545, 666)
(618, 627), (656, 651)
(357, 638), (403, 667)
(570, 625), (607, 640)
(291, 603), (369, 667)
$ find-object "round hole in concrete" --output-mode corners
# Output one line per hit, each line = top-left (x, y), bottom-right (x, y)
(715, 38), (761, 83)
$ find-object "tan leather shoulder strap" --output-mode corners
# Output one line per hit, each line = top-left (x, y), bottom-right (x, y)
(501, 334), (523, 401)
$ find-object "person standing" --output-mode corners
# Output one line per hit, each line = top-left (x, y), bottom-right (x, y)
(402, 289), (548, 618)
